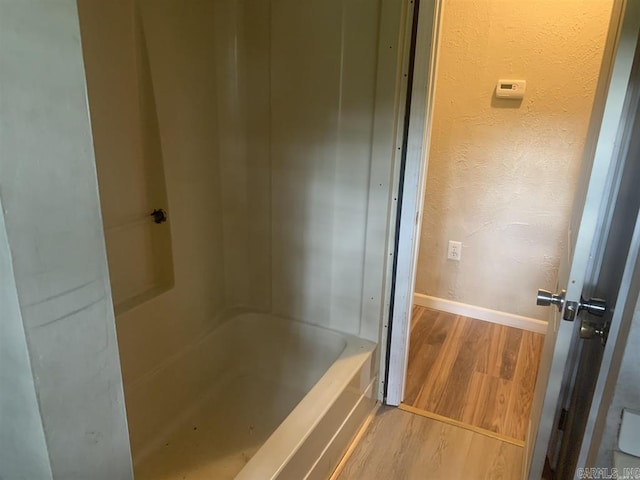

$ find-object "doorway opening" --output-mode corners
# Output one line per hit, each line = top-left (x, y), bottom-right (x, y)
(390, 0), (618, 472)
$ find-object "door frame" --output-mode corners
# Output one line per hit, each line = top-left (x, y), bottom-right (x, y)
(384, 0), (636, 472)
(384, 0), (443, 406)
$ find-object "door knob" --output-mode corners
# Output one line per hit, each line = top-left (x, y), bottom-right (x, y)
(580, 320), (609, 345)
(536, 289), (566, 311)
(574, 297), (608, 344)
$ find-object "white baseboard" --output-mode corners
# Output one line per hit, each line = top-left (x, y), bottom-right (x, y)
(413, 293), (547, 334)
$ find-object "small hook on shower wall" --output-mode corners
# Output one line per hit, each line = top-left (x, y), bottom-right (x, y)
(150, 208), (168, 224)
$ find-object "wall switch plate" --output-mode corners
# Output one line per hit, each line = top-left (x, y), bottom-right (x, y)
(448, 241), (462, 261)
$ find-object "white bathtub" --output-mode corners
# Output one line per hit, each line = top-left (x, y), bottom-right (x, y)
(128, 313), (376, 479)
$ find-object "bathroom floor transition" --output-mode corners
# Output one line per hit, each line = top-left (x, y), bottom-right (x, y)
(402, 306), (545, 443)
(335, 406), (523, 480)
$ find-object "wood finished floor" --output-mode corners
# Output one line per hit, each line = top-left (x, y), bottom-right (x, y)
(403, 306), (545, 442)
(336, 406), (523, 480)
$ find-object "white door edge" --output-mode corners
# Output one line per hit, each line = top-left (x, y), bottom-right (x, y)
(371, 0), (418, 403)
(385, 0), (442, 406)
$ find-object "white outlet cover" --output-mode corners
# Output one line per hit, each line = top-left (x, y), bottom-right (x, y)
(447, 241), (462, 261)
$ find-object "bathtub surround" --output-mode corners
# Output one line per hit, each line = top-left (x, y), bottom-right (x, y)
(0, 1), (132, 478)
(78, 0), (398, 386)
(78, 0), (407, 477)
(415, 0), (613, 320)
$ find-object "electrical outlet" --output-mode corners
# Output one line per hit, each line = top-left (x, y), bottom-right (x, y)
(447, 241), (462, 261)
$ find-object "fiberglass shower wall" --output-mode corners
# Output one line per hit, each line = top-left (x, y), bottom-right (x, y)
(144, 0), (388, 340)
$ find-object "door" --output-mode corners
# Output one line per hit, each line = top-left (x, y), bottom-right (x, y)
(527, 4), (640, 478)
(384, 0), (640, 477)
(554, 111), (640, 477)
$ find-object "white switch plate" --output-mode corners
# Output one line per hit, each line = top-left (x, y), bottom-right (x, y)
(447, 241), (462, 261)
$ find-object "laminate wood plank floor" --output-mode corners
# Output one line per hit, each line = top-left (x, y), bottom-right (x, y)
(336, 406), (523, 480)
(403, 306), (545, 442)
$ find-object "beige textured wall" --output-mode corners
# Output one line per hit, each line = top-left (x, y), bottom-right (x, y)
(414, 0), (613, 319)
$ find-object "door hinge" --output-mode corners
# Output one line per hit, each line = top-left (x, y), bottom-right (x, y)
(558, 408), (569, 431)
